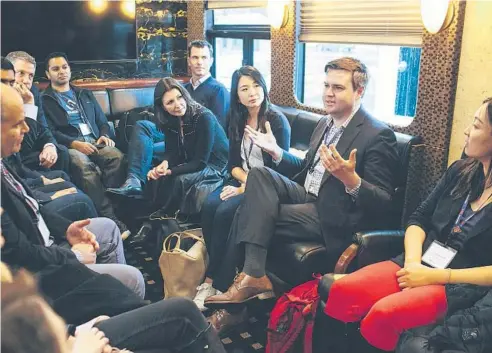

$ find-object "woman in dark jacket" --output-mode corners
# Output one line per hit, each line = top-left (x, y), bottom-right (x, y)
(323, 97), (492, 353)
(146, 78), (228, 216)
(195, 66), (291, 310)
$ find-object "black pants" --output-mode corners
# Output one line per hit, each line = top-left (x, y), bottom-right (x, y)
(397, 325), (464, 353)
(213, 167), (323, 292)
(95, 297), (226, 353)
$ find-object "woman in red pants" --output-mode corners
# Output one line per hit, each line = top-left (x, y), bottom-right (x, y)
(325, 97), (492, 352)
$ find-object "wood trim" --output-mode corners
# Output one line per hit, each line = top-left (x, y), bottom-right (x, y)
(37, 77), (190, 91)
(334, 244), (359, 274)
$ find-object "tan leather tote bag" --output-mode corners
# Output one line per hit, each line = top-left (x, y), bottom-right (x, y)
(159, 228), (208, 299)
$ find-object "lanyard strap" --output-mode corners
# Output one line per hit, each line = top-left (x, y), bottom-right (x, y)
(309, 120), (344, 174)
(453, 191), (492, 229)
(243, 122), (260, 170)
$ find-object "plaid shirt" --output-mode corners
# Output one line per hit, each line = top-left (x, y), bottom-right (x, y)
(304, 105), (360, 197)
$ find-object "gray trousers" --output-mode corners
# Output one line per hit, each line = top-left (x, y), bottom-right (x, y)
(213, 167), (323, 291)
(68, 146), (125, 218)
(59, 217), (145, 299)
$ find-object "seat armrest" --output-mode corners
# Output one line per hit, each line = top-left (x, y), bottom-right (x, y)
(356, 230), (405, 269)
(355, 230), (405, 248)
(334, 230), (405, 274)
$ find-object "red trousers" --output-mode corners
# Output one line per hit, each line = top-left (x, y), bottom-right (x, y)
(324, 261), (447, 351)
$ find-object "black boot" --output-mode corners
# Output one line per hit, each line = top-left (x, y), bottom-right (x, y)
(106, 175), (143, 198)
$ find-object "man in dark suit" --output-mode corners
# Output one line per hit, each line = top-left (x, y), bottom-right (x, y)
(4, 52), (70, 173)
(205, 57), (399, 329)
(0, 83), (144, 298)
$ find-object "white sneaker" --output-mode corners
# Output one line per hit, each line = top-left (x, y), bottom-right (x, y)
(194, 283), (221, 311)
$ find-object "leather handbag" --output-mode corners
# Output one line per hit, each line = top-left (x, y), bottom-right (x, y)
(158, 228), (208, 299)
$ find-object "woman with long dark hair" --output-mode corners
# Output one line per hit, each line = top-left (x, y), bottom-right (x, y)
(145, 78), (229, 217)
(195, 66), (291, 311)
(323, 97), (492, 353)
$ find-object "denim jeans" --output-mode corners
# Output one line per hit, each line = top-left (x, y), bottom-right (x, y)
(95, 297), (225, 353)
(127, 120), (165, 183)
(201, 180), (243, 280)
(42, 191), (98, 222)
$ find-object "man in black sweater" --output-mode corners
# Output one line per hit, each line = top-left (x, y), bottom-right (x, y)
(107, 40), (230, 198)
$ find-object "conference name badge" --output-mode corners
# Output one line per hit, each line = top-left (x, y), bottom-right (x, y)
(421, 240), (457, 269)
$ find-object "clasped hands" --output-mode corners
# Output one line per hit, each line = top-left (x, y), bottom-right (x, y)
(396, 262), (446, 290)
(67, 219), (99, 264)
(147, 160), (172, 180)
(71, 136), (115, 156)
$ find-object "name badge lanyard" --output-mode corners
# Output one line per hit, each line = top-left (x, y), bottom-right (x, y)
(244, 122), (260, 170)
(309, 120), (345, 174)
(449, 191), (492, 242)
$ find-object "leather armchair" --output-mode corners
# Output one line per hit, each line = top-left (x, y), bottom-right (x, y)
(313, 231), (406, 353)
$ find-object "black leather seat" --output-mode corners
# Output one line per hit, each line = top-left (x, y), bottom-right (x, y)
(266, 105), (422, 292)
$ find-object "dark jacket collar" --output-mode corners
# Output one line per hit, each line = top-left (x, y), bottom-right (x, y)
(43, 83), (83, 99)
(319, 108), (367, 185)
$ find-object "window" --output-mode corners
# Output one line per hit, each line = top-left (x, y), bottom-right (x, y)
(214, 38), (244, 90)
(207, 8), (271, 91)
(213, 8), (269, 26)
(253, 39), (271, 91)
(299, 43), (421, 125)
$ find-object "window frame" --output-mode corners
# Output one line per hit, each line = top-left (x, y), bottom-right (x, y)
(206, 10), (271, 78)
(296, 42), (422, 122)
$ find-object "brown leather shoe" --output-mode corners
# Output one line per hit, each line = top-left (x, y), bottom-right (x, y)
(207, 308), (248, 337)
(204, 272), (275, 309)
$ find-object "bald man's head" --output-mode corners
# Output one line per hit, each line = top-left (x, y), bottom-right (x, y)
(1, 84), (29, 157)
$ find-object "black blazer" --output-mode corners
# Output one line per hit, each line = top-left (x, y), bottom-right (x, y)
(277, 108), (399, 257)
(228, 107), (291, 173)
(394, 160), (492, 269)
(1, 161), (78, 273)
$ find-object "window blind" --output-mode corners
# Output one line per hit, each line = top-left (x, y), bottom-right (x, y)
(300, 0), (423, 46)
(207, 0), (267, 10)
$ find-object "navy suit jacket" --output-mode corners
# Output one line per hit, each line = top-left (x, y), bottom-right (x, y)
(277, 108), (400, 258)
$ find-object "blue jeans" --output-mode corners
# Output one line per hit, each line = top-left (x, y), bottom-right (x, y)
(127, 120), (165, 183)
(42, 191), (98, 222)
(201, 180), (243, 280)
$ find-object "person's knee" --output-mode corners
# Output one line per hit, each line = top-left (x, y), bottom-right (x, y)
(247, 166), (274, 187)
(116, 265), (146, 299)
(100, 146), (124, 161)
(166, 297), (206, 323)
(135, 120), (156, 134)
(87, 217), (120, 244)
(69, 150), (98, 173)
(360, 302), (394, 342)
